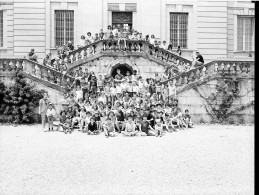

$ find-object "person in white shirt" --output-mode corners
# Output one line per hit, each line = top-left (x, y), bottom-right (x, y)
(86, 32), (94, 45)
(161, 41), (168, 50)
(132, 81), (139, 96)
(149, 34), (156, 45)
(46, 103), (56, 131)
(78, 35), (87, 48)
(98, 91), (107, 105)
(75, 85), (83, 102)
(131, 70), (139, 82)
(84, 100), (93, 113)
(168, 80), (176, 99)
(110, 82), (117, 106)
(120, 79), (128, 94)
(112, 25), (118, 37)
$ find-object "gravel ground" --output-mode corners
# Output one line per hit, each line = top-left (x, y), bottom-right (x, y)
(0, 124), (254, 195)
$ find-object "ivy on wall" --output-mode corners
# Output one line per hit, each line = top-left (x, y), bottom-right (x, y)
(193, 78), (254, 124)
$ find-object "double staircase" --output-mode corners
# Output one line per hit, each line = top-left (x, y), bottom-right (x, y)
(0, 40), (254, 97)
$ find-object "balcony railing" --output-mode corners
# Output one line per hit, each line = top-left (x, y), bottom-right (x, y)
(64, 40), (192, 71)
(0, 58), (75, 89)
(162, 58), (254, 91)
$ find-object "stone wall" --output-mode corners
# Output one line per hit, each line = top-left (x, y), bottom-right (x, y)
(177, 77), (254, 124)
(71, 56), (167, 79)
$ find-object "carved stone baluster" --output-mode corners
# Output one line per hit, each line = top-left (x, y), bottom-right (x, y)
(0, 60), (4, 72)
(35, 65), (41, 78)
(200, 66), (206, 79)
(16, 61), (20, 70)
(246, 62), (250, 73)
(229, 63), (235, 75)
(72, 53), (77, 62)
(41, 68), (48, 81)
(74, 52), (78, 61)
(48, 70), (54, 83)
(214, 63), (218, 74)
(218, 63), (224, 75)
(194, 69), (200, 81)
(55, 73), (61, 85)
(223, 63), (230, 74)
(183, 75), (188, 84)
(8, 61), (13, 71)
(69, 54), (72, 63)
(1, 61), (6, 71)
(235, 63), (241, 75)
(240, 63), (247, 77)
(187, 71), (193, 83)
(31, 63), (36, 75)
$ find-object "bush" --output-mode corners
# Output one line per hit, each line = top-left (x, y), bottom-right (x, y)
(1, 70), (47, 124)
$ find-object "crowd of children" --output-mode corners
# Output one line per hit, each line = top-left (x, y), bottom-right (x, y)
(41, 25), (189, 80)
(44, 68), (193, 137)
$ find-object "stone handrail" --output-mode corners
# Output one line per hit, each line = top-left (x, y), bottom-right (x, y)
(162, 58), (254, 90)
(65, 39), (192, 71)
(0, 58), (75, 89)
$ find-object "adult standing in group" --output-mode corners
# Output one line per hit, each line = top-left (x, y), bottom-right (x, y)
(39, 93), (49, 131)
(191, 51), (204, 69)
(114, 69), (124, 83)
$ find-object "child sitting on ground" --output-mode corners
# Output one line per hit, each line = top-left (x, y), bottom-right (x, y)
(56, 110), (67, 131)
(139, 115), (156, 136)
(154, 118), (164, 137)
(63, 116), (72, 134)
(183, 109), (194, 128)
(82, 111), (91, 133)
(71, 112), (80, 131)
(87, 117), (99, 135)
(176, 108), (187, 130)
(164, 113), (175, 132)
(123, 116), (138, 136)
(103, 117), (116, 138)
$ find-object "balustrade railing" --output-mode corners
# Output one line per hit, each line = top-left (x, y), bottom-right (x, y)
(65, 40), (191, 71)
(162, 58), (254, 91)
(0, 58), (75, 89)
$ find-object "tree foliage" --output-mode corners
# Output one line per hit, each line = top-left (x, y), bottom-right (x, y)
(1, 70), (47, 124)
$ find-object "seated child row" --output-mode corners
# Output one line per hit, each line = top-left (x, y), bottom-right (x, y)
(52, 100), (193, 137)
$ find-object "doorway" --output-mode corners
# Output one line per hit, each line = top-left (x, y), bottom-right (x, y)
(112, 12), (132, 31)
(111, 64), (133, 77)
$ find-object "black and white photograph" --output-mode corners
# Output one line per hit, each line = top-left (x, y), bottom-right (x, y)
(0, 0), (254, 194)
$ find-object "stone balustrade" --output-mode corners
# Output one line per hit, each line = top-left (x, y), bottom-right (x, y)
(0, 58), (75, 89)
(162, 58), (254, 91)
(65, 40), (191, 71)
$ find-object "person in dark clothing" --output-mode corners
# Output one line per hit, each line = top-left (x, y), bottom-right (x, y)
(87, 117), (99, 134)
(28, 49), (37, 62)
(147, 110), (156, 128)
(67, 41), (74, 51)
(167, 41), (173, 51)
(176, 46), (181, 56)
(116, 110), (125, 133)
(191, 51), (204, 68)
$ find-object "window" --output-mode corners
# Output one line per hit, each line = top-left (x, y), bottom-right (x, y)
(0, 10), (3, 47)
(55, 10), (74, 47)
(237, 16), (254, 51)
(170, 13), (188, 49)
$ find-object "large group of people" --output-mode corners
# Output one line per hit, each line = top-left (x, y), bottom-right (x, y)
(28, 25), (205, 79)
(39, 67), (194, 137)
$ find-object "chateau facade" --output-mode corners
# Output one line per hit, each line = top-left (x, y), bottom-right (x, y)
(0, 0), (255, 62)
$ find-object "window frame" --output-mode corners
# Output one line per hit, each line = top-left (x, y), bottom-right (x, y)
(0, 10), (4, 48)
(236, 15), (254, 52)
(54, 10), (74, 47)
(169, 12), (188, 49)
